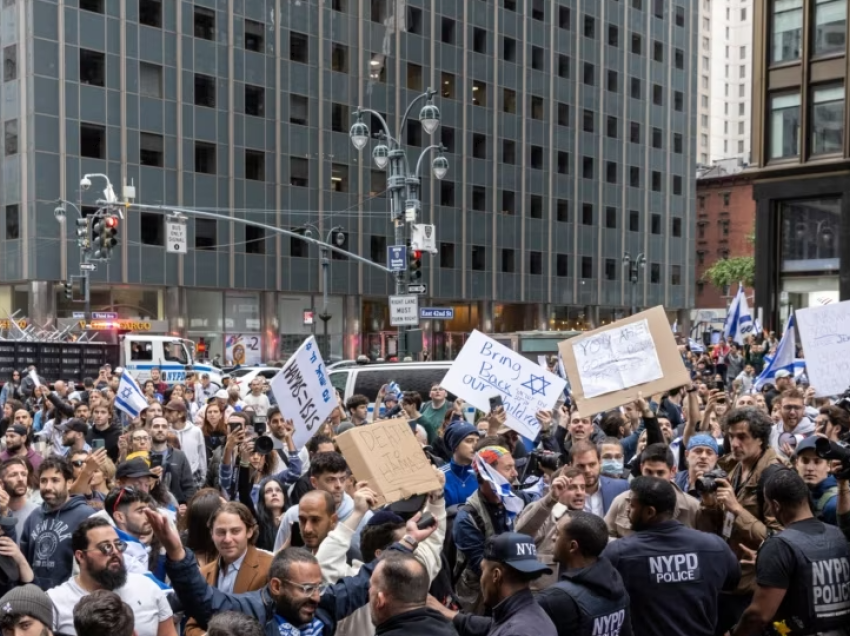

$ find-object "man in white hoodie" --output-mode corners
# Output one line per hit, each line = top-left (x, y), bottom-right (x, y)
(316, 476), (446, 636)
(770, 388), (815, 461)
(165, 400), (207, 487)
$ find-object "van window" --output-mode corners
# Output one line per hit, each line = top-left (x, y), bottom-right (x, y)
(329, 371), (349, 396)
(130, 341), (153, 361)
(351, 366), (451, 403)
(164, 342), (189, 365)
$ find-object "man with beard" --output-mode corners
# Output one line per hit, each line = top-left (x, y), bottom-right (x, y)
(104, 487), (163, 579)
(47, 517), (175, 636)
(20, 457), (95, 590)
(0, 458), (39, 539)
(601, 477), (740, 636)
(148, 416), (196, 511)
(0, 426), (42, 479)
(60, 420), (91, 457)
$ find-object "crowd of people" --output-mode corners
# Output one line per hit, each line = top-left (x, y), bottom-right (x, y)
(0, 343), (846, 636)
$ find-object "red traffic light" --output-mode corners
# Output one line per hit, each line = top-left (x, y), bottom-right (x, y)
(412, 250), (422, 259)
(105, 216), (118, 229)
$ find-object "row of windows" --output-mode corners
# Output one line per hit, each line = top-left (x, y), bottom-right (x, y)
(769, 83), (844, 160)
(772, 0), (846, 63)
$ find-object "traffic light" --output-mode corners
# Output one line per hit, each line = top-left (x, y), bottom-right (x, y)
(408, 249), (422, 281)
(92, 214), (119, 259)
(75, 217), (89, 246)
(63, 281), (73, 300)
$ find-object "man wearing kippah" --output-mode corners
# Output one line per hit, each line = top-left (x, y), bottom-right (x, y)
(0, 584), (56, 636)
(674, 434), (720, 497)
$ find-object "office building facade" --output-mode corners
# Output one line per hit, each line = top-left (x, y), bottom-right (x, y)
(0, 0), (697, 362)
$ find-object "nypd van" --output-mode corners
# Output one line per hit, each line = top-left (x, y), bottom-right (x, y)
(121, 335), (223, 386)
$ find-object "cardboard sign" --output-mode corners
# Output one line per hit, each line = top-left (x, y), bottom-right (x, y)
(559, 306), (690, 415)
(440, 330), (566, 439)
(270, 337), (335, 450)
(796, 301), (850, 397)
(335, 418), (441, 506)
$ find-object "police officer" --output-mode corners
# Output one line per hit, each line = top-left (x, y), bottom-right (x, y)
(536, 511), (632, 636)
(732, 469), (850, 636)
(602, 477), (741, 636)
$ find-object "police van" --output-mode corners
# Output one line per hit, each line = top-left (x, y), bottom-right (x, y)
(122, 335), (224, 386)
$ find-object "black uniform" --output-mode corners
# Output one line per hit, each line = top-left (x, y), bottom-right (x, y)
(755, 518), (850, 636)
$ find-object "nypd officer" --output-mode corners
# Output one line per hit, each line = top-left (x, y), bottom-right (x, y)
(537, 511), (632, 636)
(732, 469), (850, 636)
(602, 476), (741, 636)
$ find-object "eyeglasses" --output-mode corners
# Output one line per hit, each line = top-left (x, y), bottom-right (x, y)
(782, 405), (804, 411)
(84, 540), (128, 556)
(282, 579), (328, 596)
(132, 436), (150, 442)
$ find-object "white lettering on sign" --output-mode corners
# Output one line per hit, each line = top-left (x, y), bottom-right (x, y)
(812, 557), (850, 616)
(592, 610), (625, 636)
(648, 553), (701, 584)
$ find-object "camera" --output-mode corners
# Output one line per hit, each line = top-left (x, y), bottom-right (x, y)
(814, 437), (850, 481)
(523, 450), (561, 480)
(695, 468), (729, 494)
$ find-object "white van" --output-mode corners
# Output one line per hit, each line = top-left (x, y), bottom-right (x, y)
(121, 335), (224, 386)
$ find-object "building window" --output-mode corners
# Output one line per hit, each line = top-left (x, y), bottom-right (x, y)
(582, 156), (594, 179)
(369, 236), (387, 263)
(581, 256), (593, 279)
(503, 37), (517, 62)
(652, 171), (662, 192)
(194, 6), (215, 40)
(652, 127), (662, 148)
(407, 6), (423, 34)
(331, 44), (348, 72)
(531, 96), (544, 120)
(532, 0), (544, 20)
(557, 200), (569, 222)
(472, 133), (487, 159)
(605, 161), (617, 184)
(652, 84), (663, 105)
(650, 263), (661, 284)
(245, 226), (265, 255)
(139, 62), (162, 98)
(772, 0), (802, 63)
(194, 74), (216, 107)
(584, 15), (595, 38)
(558, 102), (570, 126)
(529, 251), (543, 275)
(6, 204), (21, 241)
(605, 206), (617, 229)
(583, 109), (595, 133)
(472, 81), (487, 106)
(582, 203), (593, 225)
(557, 254), (569, 277)
(814, 0), (846, 56)
(607, 69), (618, 92)
(245, 85), (265, 116)
(3, 119), (16, 156)
(608, 24), (619, 47)
(501, 191), (515, 215)
(631, 34), (642, 55)
(557, 152), (570, 174)
(195, 219), (216, 250)
(769, 92), (801, 159)
(531, 45), (544, 70)
(607, 116), (618, 138)
(244, 19), (264, 52)
(653, 41), (663, 62)
(605, 258), (617, 281)
(503, 139), (516, 164)
(676, 6), (685, 26)
(194, 142), (216, 174)
(630, 121), (640, 143)
(503, 88), (517, 114)
(583, 62), (595, 86)
(630, 77), (641, 99)
(472, 186), (486, 211)
(330, 164), (348, 192)
(290, 94), (308, 126)
(671, 265), (682, 285)
(630, 166), (640, 187)
(369, 170), (387, 197)
(140, 212), (164, 246)
(290, 32), (309, 63)
(80, 49), (105, 87)
(3, 45), (15, 82)
(331, 103), (348, 133)
(80, 0), (104, 12)
(80, 123), (105, 158)
(139, 132), (164, 167)
(472, 245), (486, 271)
(674, 133), (683, 153)
(245, 150), (265, 181)
(675, 48), (684, 69)
(779, 198), (840, 269)
(139, 0), (162, 28)
(629, 210), (640, 231)
(672, 217), (682, 237)
(676, 91), (684, 111)
(530, 195), (543, 219)
(558, 55), (570, 79)
(811, 84), (845, 155)
(440, 242), (455, 268)
(501, 249), (516, 273)
(673, 175), (682, 195)
(530, 146), (544, 169)
(473, 27), (487, 54)
(290, 157), (309, 187)
(559, 6), (571, 29)
(441, 17), (456, 44)
(650, 213), (661, 234)
(440, 182), (454, 206)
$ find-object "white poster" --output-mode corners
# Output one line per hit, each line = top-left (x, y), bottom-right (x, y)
(270, 336), (336, 449)
(571, 319), (663, 399)
(441, 330), (566, 439)
(796, 301), (850, 397)
(225, 334), (262, 366)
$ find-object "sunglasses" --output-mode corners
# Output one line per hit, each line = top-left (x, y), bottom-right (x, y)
(84, 540), (128, 556)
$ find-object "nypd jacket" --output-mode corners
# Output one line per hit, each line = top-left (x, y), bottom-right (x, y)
(453, 589), (557, 636)
(601, 520), (740, 636)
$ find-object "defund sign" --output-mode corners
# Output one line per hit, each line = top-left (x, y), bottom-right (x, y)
(440, 330), (567, 439)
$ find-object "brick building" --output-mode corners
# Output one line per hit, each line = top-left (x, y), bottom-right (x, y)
(695, 162), (756, 311)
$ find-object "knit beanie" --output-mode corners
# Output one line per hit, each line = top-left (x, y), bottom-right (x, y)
(444, 421), (479, 453)
(0, 584), (55, 629)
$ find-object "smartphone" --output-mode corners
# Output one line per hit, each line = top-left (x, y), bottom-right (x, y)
(150, 454), (164, 469)
(416, 512), (437, 530)
(290, 521), (305, 548)
(489, 395), (504, 411)
(92, 438), (106, 450)
(228, 422), (243, 434)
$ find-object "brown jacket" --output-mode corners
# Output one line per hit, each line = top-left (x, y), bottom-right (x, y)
(184, 545), (273, 636)
(696, 447), (786, 594)
(605, 481), (700, 538)
(514, 495), (567, 591)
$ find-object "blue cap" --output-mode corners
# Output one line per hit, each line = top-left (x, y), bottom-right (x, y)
(793, 435), (819, 455)
(483, 532), (553, 575)
(687, 434), (719, 455)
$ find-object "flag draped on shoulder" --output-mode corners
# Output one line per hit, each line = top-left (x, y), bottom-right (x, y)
(114, 371), (149, 418)
(723, 284), (754, 345)
(473, 447), (525, 518)
(754, 314), (798, 391)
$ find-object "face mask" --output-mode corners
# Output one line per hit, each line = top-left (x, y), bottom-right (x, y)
(601, 459), (624, 474)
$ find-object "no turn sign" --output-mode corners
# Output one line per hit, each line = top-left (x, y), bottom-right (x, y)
(166, 220), (187, 254)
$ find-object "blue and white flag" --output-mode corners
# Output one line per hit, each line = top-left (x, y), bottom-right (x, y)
(723, 284), (754, 345)
(754, 315), (798, 391)
(672, 320), (679, 333)
(474, 449), (525, 518)
(688, 338), (706, 353)
(114, 371), (149, 418)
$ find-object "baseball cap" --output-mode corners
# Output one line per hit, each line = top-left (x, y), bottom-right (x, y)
(165, 400), (186, 413)
(60, 419), (89, 435)
(115, 458), (156, 480)
(6, 424), (27, 437)
(793, 435), (819, 455)
(483, 532), (553, 575)
(215, 389), (228, 400)
(774, 370), (792, 379)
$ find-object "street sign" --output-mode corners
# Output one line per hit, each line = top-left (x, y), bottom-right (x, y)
(166, 220), (187, 254)
(387, 245), (407, 272)
(389, 295), (419, 326)
(420, 308), (454, 320)
(410, 224), (437, 253)
(79, 263), (96, 271)
(92, 312), (118, 320)
(72, 312), (86, 319)
(407, 283), (427, 294)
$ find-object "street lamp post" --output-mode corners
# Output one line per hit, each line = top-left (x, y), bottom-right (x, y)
(622, 252), (646, 316)
(350, 89), (448, 357)
(301, 223), (344, 361)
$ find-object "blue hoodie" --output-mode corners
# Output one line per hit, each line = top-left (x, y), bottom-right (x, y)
(20, 495), (95, 590)
(812, 474), (839, 526)
(439, 460), (478, 507)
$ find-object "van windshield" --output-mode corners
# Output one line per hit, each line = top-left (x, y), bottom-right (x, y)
(165, 341), (190, 365)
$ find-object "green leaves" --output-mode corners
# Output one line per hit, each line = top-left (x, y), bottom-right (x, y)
(702, 256), (755, 290)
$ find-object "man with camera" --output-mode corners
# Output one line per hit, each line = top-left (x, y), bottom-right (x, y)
(695, 407), (785, 635)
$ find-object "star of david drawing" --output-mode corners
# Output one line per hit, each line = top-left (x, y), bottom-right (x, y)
(522, 374), (550, 397)
(121, 388), (133, 400)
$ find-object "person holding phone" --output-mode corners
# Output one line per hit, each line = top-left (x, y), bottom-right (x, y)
(148, 416), (197, 513)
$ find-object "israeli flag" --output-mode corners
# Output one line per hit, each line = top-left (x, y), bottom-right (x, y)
(688, 338), (706, 353)
(672, 320), (679, 333)
(723, 284), (754, 345)
(114, 371), (149, 418)
(754, 315), (797, 391)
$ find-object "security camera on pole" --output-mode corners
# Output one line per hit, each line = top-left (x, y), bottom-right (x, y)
(349, 88), (448, 357)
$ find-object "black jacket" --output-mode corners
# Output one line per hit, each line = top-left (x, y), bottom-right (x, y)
(86, 422), (123, 463)
(453, 589), (557, 636)
(155, 447), (197, 505)
(535, 558), (632, 636)
(376, 608), (458, 636)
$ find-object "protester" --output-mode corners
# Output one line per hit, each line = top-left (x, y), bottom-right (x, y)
(72, 590), (135, 636)
(0, 584), (56, 636)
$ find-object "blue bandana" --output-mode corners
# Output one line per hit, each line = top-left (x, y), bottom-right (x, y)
(275, 615), (324, 636)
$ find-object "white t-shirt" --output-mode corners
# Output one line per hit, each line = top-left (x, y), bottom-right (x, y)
(584, 488), (604, 517)
(48, 572), (172, 636)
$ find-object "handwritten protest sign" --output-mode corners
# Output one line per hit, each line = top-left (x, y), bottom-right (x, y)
(560, 306), (690, 415)
(335, 418), (441, 505)
(796, 301), (850, 397)
(441, 330), (567, 439)
(270, 336), (335, 450)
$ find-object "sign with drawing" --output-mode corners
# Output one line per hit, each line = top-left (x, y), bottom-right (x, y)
(440, 330), (566, 439)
